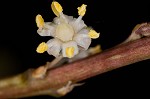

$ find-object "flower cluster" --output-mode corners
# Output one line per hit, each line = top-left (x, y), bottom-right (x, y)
(36, 1), (100, 58)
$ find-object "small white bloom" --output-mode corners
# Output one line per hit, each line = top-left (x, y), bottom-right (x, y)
(36, 1), (100, 58)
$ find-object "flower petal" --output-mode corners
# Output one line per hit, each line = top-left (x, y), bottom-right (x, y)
(62, 41), (79, 58)
(74, 29), (91, 50)
(53, 14), (73, 25)
(70, 16), (86, 33)
(46, 39), (62, 57)
(37, 22), (56, 37)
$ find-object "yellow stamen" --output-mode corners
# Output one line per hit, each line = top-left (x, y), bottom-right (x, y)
(66, 47), (75, 58)
(36, 14), (44, 28)
(36, 42), (48, 53)
(51, 1), (63, 17)
(88, 29), (100, 39)
(77, 4), (87, 16)
(88, 45), (102, 55)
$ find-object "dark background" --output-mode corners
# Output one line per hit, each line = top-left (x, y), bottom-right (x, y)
(0, 0), (149, 98)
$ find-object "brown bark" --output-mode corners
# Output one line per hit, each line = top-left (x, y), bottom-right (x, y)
(0, 23), (149, 98)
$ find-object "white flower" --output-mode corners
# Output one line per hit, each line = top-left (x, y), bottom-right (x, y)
(36, 1), (100, 58)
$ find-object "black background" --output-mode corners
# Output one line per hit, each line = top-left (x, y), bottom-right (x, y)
(0, 0), (149, 98)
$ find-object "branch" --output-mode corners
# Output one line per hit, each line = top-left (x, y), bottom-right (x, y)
(0, 23), (150, 98)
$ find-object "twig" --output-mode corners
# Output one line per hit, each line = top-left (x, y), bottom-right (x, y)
(0, 22), (149, 98)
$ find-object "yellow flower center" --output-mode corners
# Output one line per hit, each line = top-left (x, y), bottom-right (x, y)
(55, 23), (74, 42)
